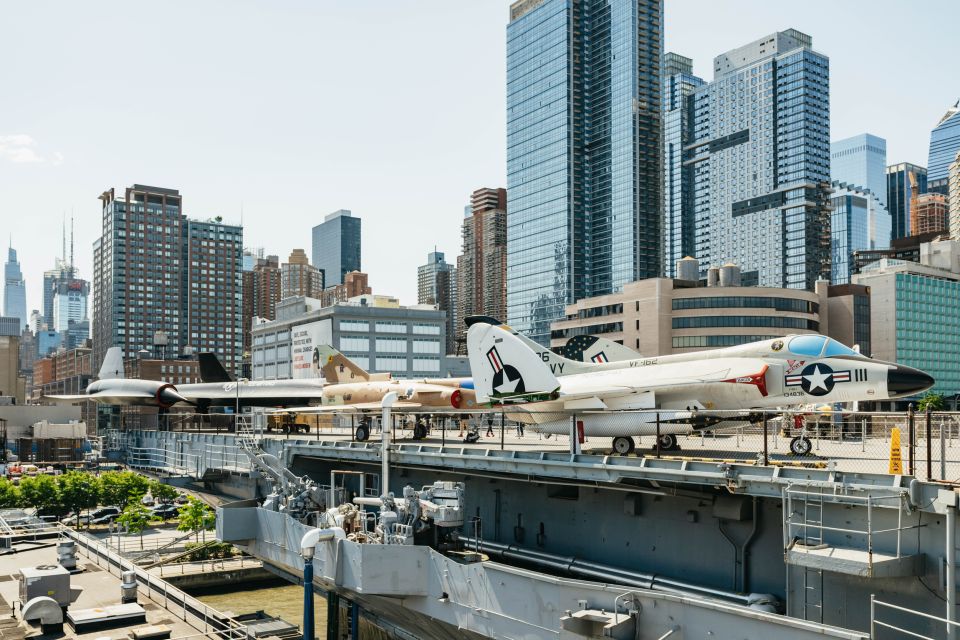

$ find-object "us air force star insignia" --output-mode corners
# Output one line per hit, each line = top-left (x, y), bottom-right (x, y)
(803, 365), (831, 393)
(784, 363), (851, 396)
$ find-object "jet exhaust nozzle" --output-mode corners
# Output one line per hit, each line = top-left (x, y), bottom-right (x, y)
(887, 365), (935, 398)
(155, 383), (190, 408)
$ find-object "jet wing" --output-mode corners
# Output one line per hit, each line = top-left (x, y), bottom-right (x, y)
(549, 361), (771, 411)
(45, 391), (166, 405)
(273, 401), (424, 414)
(44, 394), (94, 404)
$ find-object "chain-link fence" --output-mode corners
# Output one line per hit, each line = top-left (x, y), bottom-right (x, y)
(118, 406), (960, 478)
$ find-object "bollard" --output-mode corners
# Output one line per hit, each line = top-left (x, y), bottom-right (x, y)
(942, 420), (947, 481)
(908, 404), (915, 476)
(762, 414), (769, 466)
(500, 412), (505, 451)
(655, 413), (661, 459)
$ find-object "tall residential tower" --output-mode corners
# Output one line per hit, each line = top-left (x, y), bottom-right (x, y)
(688, 29), (831, 289)
(457, 188), (508, 350)
(662, 53), (704, 276)
(417, 251), (456, 354)
(506, 0), (663, 344)
(93, 185), (243, 372)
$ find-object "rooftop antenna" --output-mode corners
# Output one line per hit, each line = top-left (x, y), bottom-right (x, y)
(70, 213), (75, 277)
(61, 214), (66, 267)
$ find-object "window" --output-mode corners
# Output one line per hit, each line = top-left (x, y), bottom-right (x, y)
(823, 339), (859, 357)
(412, 324), (440, 335)
(340, 336), (369, 352)
(376, 338), (407, 353)
(788, 335), (827, 356)
(340, 320), (369, 332)
(376, 357), (406, 371)
(376, 322), (406, 333)
(412, 357), (439, 372)
(412, 340), (439, 354)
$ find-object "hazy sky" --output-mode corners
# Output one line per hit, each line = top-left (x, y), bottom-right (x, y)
(2, 1), (957, 315)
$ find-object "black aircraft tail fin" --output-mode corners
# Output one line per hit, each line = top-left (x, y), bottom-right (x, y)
(198, 352), (233, 383)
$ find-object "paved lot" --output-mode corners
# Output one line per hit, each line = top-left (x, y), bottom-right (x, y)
(0, 543), (207, 640)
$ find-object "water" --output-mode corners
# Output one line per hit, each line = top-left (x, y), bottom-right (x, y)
(191, 579), (388, 639)
(192, 579), (329, 638)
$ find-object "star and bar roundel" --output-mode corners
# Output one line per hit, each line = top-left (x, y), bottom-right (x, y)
(487, 346), (526, 396)
(785, 363), (851, 396)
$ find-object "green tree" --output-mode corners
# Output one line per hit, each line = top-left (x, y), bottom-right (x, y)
(117, 503), (152, 549)
(0, 477), (19, 508)
(18, 475), (62, 516)
(149, 479), (179, 504)
(177, 497), (215, 542)
(57, 472), (101, 528)
(98, 472), (127, 507)
(99, 471), (150, 508)
(918, 392), (946, 412)
(121, 472), (150, 506)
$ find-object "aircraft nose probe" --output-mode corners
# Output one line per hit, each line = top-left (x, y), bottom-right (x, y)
(887, 364), (935, 397)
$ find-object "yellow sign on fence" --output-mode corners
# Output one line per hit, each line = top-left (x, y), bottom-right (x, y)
(889, 427), (903, 474)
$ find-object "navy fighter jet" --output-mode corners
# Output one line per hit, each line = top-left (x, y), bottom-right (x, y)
(467, 321), (934, 455)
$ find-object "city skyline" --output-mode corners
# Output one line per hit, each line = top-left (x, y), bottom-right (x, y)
(1, 1), (958, 314)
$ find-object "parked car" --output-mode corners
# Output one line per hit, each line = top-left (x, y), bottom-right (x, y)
(174, 494), (189, 505)
(89, 506), (122, 520)
(81, 506), (122, 526)
(141, 494), (155, 507)
(90, 512), (121, 526)
(151, 504), (180, 519)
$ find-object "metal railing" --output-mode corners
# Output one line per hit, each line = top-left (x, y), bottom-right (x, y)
(66, 528), (248, 640)
(128, 446), (202, 476)
(871, 595), (959, 639)
(783, 487), (922, 563)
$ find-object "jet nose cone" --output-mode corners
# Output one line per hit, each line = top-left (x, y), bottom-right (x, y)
(887, 365), (935, 397)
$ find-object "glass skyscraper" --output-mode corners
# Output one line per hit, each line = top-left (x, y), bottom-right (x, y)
(688, 30), (831, 290)
(831, 133), (887, 209)
(662, 53), (703, 277)
(927, 101), (960, 195)
(886, 163), (927, 240)
(830, 183), (890, 284)
(3, 246), (27, 332)
(311, 210), (361, 287)
(506, 0), (663, 344)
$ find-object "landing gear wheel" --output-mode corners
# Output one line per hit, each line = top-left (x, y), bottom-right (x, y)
(657, 434), (679, 451)
(413, 424), (427, 440)
(355, 424), (370, 442)
(612, 436), (635, 455)
(789, 436), (812, 456)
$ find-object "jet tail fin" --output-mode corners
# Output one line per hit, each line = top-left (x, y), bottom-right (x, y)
(464, 315), (594, 375)
(316, 345), (390, 383)
(561, 335), (641, 363)
(198, 353), (233, 383)
(467, 323), (560, 404)
(98, 347), (125, 380)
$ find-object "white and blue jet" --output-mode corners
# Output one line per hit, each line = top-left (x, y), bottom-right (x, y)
(467, 321), (934, 455)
